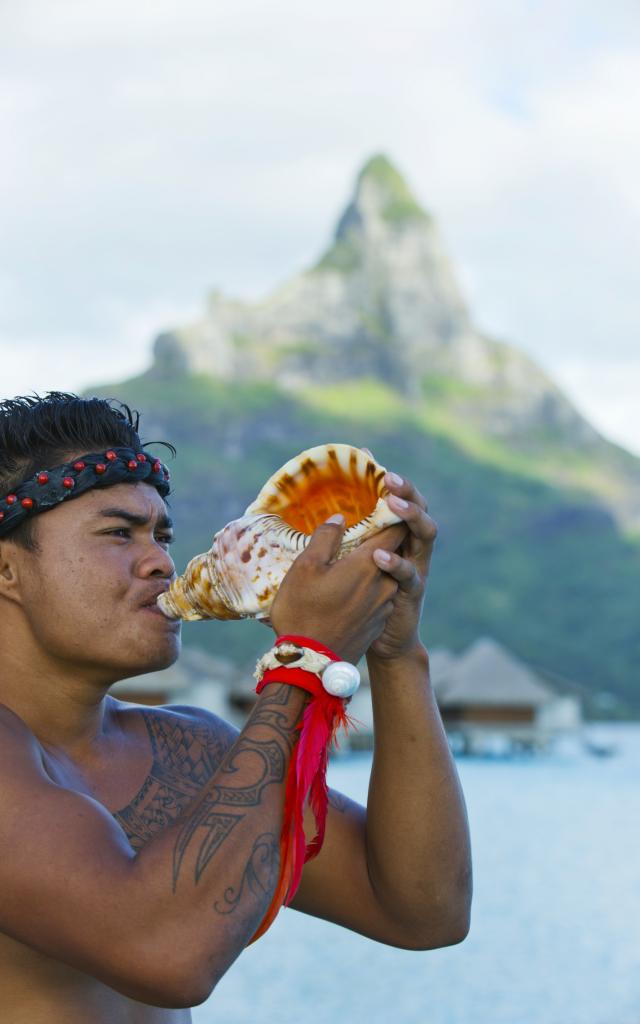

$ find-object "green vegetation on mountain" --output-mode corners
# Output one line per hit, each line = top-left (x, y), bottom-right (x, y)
(90, 371), (640, 717)
(357, 154), (430, 224)
(86, 152), (640, 717)
(314, 236), (362, 274)
(313, 153), (430, 274)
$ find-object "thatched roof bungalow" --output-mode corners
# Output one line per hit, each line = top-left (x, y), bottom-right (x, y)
(431, 637), (582, 754)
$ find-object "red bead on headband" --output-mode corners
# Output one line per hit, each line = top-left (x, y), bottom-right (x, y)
(0, 447), (171, 539)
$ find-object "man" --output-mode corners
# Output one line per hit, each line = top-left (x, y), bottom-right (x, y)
(0, 392), (471, 1022)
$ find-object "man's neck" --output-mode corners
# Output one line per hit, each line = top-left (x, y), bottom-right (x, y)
(0, 639), (116, 756)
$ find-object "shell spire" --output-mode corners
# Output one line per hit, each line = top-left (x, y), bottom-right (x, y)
(158, 551), (242, 621)
(157, 443), (402, 623)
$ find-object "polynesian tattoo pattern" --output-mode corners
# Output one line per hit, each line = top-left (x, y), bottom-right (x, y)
(214, 833), (279, 915)
(113, 685), (342, 917)
(112, 708), (230, 851)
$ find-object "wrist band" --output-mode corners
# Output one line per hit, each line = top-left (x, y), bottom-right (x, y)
(249, 635), (359, 943)
(254, 638), (361, 698)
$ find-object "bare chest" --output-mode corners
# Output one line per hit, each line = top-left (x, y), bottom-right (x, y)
(44, 707), (225, 850)
(0, 707), (227, 1021)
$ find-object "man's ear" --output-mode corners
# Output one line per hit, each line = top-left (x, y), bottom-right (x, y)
(0, 543), (25, 606)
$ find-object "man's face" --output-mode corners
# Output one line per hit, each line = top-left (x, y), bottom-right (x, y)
(12, 479), (181, 681)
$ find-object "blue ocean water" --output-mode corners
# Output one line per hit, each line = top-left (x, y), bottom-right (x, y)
(194, 725), (640, 1024)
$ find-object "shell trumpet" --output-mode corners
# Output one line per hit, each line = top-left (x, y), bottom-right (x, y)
(157, 443), (402, 623)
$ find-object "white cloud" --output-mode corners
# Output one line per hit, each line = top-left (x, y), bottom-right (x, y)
(0, 298), (200, 402)
(0, 0), (638, 453)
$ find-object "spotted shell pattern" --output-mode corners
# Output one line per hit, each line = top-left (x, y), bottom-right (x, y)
(157, 443), (402, 623)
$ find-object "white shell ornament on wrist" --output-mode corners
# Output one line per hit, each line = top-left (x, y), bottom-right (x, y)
(321, 661), (361, 698)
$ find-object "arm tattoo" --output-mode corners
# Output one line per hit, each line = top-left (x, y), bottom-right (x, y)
(171, 685), (302, 892)
(113, 709), (228, 850)
(113, 689), (302, 921)
(213, 833), (279, 917)
(214, 736), (287, 806)
(170, 732), (286, 889)
(242, 683), (300, 752)
(172, 799), (243, 891)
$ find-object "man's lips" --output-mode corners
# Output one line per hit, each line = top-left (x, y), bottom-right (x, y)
(141, 604), (181, 628)
(139, 591), (179, 623)
(142, 603), (165, 615)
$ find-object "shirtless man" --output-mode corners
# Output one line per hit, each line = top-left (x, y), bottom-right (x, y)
(0, 393), (472, 1023)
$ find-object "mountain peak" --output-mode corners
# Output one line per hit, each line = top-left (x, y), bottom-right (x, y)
(148, 152), (612, 493)
(330, 153), (429, 249)
(353, 153), (429, 225)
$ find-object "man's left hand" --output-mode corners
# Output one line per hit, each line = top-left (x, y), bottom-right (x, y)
(367, 462), (437, 662)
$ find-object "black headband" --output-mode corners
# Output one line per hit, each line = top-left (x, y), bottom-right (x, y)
(0, 447), (171, 539)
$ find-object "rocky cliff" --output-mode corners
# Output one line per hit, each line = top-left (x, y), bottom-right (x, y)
(90, 155), (640, 714)
(149, 154), (640, 530)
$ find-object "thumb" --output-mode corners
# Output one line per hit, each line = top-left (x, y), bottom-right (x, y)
(303, 513), (346, 565)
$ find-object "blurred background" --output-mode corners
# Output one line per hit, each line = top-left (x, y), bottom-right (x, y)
(2, 2), (639, 1021)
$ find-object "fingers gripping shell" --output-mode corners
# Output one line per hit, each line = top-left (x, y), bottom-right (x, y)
(158, 443), (402, 622)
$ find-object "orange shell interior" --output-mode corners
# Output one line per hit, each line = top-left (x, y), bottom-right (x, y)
(258, 449), (387, 534)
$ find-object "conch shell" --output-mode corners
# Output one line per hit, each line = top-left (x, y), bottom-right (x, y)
(157, 443), (402, 623)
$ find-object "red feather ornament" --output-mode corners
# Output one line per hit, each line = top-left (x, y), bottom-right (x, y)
(249, 635), (354, 943)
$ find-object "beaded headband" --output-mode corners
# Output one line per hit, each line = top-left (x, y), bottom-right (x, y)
(0, 447), (171, 539)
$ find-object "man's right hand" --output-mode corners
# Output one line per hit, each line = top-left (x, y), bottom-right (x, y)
(269, 514), (408, 663)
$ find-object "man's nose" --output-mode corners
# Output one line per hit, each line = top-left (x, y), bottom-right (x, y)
(139, 540), (176, 579)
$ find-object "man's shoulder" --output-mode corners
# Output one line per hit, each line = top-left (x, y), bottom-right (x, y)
(0, 703), (39, 756)
(153, 702), (240, 746)
(0, 705), (49, 793)
(112, 698), (239, 753)
(0, 702), (30, 730)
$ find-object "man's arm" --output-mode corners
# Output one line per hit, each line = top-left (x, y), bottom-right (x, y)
(365, 645), (471, 941)
(0, 517), (403, 1009)
(290, 645), (471, 948)
(291, 466), (472, 946)
(0, 684), (306, 1008)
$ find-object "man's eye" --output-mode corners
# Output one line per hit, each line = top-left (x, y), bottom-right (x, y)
(104, 528), (173, 545)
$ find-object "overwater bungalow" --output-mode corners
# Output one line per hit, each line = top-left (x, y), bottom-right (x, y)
(431, 637), (582, 755)
(113, 635), (583, 757)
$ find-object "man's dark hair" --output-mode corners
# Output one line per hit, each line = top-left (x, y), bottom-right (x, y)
(0, 392), (174, 551)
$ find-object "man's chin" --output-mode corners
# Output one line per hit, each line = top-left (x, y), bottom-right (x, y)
(110, 633), (182, 684)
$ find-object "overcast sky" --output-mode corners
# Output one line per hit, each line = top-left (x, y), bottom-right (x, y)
(1, 0), (639, 453)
